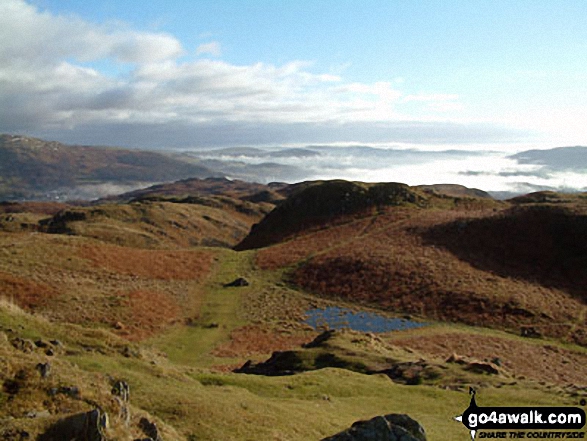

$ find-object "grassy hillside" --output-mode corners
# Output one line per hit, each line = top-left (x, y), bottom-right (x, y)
(1, 180), (586, 440)
(245, 181), (587, 346)
(1, 177), (278, 248)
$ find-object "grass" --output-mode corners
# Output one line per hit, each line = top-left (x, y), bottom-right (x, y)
(2, 186), (587, 440)
(148, 249), (256, 368)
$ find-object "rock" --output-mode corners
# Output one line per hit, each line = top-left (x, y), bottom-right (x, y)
(139, 417), (163, 441)
(112, 380), (131, 426)
(111, 380), (130, 402)
(465, 361), (500, 375)
(445, 353), (467, 364)
(47, 386), (80, 399)
(224, 277), (249, 287)
(11, 338), (35, 353)
(491, 357), (502, 367)
(520, 326), (542, 338)
(377, 360), (438, 385)
(322, 413), (426, 441)
(303, 330), (336, 348)
(38, 408), (108, 441)
(26, 410), (51, 418)
(36, 362), (51, 379)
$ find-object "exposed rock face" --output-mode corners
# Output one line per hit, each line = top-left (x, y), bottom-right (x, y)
(322, 414), (426, 441)
(38, 408), (108, 441)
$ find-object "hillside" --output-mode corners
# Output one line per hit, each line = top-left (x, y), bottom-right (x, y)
(0, 134), (218, 201)
(243, 180), (587, 346)
(1, 178), (279, 249)
(236, 180), (496, 250)
(1, 179), (586, 440)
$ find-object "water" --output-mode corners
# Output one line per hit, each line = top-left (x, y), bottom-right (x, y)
(304, 307), (426, 333)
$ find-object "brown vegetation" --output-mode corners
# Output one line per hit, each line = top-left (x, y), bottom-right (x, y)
(80, 245), (214, 280)
(0, 271), (58, 309)
(249, 183), (587, 346)
(212, 324), (311, 358)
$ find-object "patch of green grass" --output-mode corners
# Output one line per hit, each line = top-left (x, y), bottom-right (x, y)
(149, 249), (256, 367)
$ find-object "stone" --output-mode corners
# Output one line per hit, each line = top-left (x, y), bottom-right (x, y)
(111, 380), (130, 402)
(465, 361), (500, 375)
(139, 417), (163, 441)
(38, 408), (108, 441)
(520, 326), (542, 338)
(36, 362), (51, 379)
(47, 386), (80, 399)
(223, 277), (249, 287)
(11, 338), (35, 353)
(112, 380), (131, 426)
(322, 413), (426, 441)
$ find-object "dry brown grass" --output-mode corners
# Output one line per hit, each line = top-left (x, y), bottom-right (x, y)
(254, 204), (587, 345)
(80, 244), (214, 280)
(211, 324), (312, 358)
(389, 329), (587, 386)
(0, 271), (58, 309)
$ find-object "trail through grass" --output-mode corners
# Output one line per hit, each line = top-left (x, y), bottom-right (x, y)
(149, 249), (256, 367)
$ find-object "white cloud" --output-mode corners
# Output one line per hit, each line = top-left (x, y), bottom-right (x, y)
(196, 41), (222, 57)
(0, 0), (524, 147)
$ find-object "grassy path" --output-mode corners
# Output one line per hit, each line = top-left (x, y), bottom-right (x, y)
(148, 249), (256, 368)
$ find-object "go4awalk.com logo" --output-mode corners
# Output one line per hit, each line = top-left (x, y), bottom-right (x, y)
(454, 388), (586, 440)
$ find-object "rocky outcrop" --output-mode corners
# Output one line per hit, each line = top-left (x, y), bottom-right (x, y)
(322, 413), (426, 441)
(38, 408), (108, 441)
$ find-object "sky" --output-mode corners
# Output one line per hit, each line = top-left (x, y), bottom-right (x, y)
(2, 0), (586, 153)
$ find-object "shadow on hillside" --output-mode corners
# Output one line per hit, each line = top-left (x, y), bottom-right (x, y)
(421, 205), (587, 302)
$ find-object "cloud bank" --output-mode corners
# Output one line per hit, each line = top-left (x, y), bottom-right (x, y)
(0, 0), (527, 148)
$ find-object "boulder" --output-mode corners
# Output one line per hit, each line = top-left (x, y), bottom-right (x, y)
(38, 408), (108, 441)
(36, 362), (51, 379)
(322, 413), (426, 441)
(11, 337), (35, 353)
(224, 277), (249, 287)
(139, 417), (163, 441)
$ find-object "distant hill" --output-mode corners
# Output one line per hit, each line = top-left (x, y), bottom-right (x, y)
(415, 184), (492, 199)
(0, 134), (219, 201)
(510, 146), (587, 171)
(189, 146), (321, 158)
(98, 176), (287, 204)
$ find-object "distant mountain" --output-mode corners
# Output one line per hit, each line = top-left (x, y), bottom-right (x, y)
(510, 146), (587, 171)
(189, 146), (321, 158)
(98, 176), (286, 204)
(414, 184), (492, 199)
(0, 134), (219, 201)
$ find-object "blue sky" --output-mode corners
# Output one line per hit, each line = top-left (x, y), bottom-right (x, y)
(1, 0), (586, 150)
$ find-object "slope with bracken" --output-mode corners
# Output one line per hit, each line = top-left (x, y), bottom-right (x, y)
(240, 181), (587, 346)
